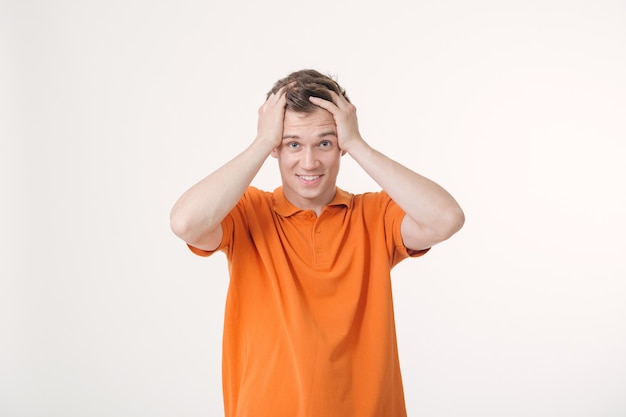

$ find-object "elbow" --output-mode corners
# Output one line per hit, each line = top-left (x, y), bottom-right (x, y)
(170, 205), (221, 250)
(445, 205), (465, 238)
(170, 205), (191, 241)
(451, 205), (465, 234)
(435, 205), (465, 242)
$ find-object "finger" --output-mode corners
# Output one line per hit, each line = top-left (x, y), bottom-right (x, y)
(266, 88), (290, 110)
(277, 81), (296, 97)
(327, 90), (350, 109)
(276, 84), (288, 97)
(269, 87), (285, 102)
(267, 83), (290, 103)
(308, 96), (338, 113)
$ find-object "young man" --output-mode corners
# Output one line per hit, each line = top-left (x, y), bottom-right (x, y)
(170, 69), (464, 417)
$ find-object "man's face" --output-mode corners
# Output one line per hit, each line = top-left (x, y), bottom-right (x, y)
(272, 108), (342, 213)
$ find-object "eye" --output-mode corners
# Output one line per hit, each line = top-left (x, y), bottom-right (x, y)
(319, 140), (332, 149)
(287, 142), (300, 149)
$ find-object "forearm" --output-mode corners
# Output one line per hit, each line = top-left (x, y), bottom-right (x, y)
(171, 86), (289, 248)
(347, 140), (464, 239)
(170, 139), (274, 246)
(307, 91), (463, 248)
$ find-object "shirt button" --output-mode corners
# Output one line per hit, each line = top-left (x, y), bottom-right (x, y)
(315, 246), (322, 254)
(315, 228), (321, 234)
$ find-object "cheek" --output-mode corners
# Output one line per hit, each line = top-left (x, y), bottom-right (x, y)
(277, 154), (298, 169)
(323, 156), (341, 172)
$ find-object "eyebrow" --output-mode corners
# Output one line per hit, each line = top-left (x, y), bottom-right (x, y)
(318, 130), (337, 138)
(282, 130), (337, 140)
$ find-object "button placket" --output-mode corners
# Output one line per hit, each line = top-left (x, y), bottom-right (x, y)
(312, 212), (327, 264)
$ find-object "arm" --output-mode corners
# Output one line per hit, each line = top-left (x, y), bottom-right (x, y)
(309, 92), (464, 251)
(170, 87), (288, 251)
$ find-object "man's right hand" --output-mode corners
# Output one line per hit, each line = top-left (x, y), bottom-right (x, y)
(171, 85), (290, 252)
(255, 85), (289, 149)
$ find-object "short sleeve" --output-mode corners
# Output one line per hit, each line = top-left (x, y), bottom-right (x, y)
(382, 192), (430, 265)
(186, 212), (235, 257)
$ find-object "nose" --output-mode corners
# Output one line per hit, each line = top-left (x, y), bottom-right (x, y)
(300, 148), (318, 170)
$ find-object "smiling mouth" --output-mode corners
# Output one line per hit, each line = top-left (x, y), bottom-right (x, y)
(298, 175), (322, 181)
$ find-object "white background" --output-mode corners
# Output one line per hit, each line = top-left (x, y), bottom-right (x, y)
(2, 0), (625, 416)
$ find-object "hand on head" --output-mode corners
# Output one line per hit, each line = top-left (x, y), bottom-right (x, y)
(309, 91), (364, 154)
(256, 84), (290, 149)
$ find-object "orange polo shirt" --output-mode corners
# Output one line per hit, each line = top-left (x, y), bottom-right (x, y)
(190, 186), (427, 417)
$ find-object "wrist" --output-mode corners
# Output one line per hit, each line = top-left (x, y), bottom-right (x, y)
(342, 136), (369, 156)
(252, 135), (280, 155)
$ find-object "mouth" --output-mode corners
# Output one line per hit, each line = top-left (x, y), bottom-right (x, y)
(297, 174), (323, 184)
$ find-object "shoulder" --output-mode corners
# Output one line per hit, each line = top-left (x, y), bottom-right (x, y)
(352, 190), (395, 210)
(351, 191), (406, 229)
(239, 186), (273, 207)
(226, 186), (274, 225)
(243, 185), (269, 199)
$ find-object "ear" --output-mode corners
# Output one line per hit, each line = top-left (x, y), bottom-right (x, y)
(271, 148), (279, 158)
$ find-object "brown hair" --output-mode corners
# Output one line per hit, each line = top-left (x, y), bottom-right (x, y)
(266, 69), (349, 112)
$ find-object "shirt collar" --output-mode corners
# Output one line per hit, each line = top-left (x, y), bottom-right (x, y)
(272, 186), (353, 217)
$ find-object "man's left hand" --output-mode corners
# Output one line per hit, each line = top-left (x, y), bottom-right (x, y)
(309, 91), (364, 153)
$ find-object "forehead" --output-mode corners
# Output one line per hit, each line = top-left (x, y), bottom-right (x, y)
(283, 108), (335, 132)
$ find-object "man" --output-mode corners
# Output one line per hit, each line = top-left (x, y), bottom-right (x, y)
(170, 69), (464, 417)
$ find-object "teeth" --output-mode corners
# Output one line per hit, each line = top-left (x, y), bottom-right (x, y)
(300, 175), (320, 181)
